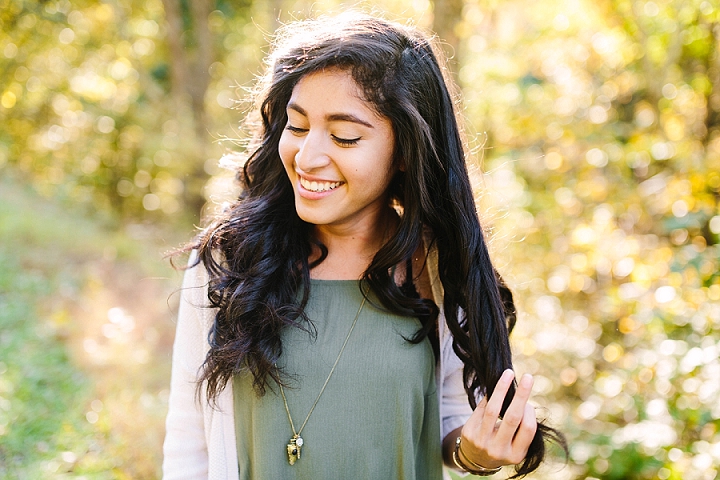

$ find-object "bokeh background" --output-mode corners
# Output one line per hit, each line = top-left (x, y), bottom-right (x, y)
(1, 0), (719, 479)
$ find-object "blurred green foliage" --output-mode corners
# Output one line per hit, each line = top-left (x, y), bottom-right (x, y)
(462, 0), (720, 478)
(0, 247), (93, 479)
(1, 0), (719, 478)
(0, 177), (122, 478)
(1, 0), (261, 222)
(0, 175), (183, 479)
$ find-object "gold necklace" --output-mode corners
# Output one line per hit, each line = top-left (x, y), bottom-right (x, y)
(278, 291), (367, 465)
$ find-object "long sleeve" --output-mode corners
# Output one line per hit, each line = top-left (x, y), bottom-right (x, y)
(439, 326), (473, 439)
(162, 258), (212, 479)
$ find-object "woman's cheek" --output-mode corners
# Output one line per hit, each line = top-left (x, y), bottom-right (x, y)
(278, 132), (296, 170)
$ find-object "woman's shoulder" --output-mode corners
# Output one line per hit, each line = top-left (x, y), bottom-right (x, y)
(176, 250), (216, 330)
(181, 250), (210, 290)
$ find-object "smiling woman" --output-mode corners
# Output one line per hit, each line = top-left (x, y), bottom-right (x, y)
(163, 11), (566, 480)
(279, 70), (399, 277)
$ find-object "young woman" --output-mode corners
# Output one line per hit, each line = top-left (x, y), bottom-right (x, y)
(163, 12), (565, 480)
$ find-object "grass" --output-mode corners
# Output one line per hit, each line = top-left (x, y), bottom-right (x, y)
(0, 175), (186, 479)
(0, 249), (94, 479)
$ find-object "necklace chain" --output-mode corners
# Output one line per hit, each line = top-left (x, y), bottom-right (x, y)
(278, 287), (368, 464)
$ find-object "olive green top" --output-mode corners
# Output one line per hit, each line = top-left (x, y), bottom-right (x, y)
(233, 279), (442, 479)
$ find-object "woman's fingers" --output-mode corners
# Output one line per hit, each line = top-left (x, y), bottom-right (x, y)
(461, 369), (538, 468)
(508, 403), (537, 463)
(477, 369), (514, 438)
(493, 373), (534, 445)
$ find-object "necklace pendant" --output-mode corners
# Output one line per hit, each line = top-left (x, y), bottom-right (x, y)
(287, 435), (303, 465)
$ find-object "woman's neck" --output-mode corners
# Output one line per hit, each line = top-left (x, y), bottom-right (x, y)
(308, 208), (398, 280)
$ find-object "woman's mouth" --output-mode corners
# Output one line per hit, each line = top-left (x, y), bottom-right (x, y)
(299, 177), (343, 193)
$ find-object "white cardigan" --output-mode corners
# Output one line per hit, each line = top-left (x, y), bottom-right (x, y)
(162, 247), (473, 479)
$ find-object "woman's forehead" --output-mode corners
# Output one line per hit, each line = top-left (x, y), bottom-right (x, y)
(288, 69), (387, 122)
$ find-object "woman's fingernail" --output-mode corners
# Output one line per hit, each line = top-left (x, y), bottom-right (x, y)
(520, 374), (533, 388)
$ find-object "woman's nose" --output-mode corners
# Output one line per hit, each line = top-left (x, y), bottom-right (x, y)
(294, 130), (331, 171)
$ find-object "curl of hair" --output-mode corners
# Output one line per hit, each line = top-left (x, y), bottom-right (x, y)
(185, 12), (566, 476)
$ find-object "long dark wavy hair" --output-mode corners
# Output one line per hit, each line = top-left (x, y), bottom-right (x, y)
(186, 12), (565, 477)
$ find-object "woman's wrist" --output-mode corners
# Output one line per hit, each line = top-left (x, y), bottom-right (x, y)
(452, 436), (502, 476)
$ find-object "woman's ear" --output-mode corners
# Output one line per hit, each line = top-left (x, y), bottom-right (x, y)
(398, 158), (406, 172)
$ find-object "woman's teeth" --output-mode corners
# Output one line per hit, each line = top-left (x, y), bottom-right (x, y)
(300, 177), (342, 192)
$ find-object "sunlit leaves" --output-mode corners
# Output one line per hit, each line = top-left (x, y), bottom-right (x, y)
(0, 0), (207, 219)
(460, 0), (720, 477)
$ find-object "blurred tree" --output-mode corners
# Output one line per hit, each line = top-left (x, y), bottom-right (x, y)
(456, 0), (720, 478)
(161, 0), (213, 140)
(0, 0), (198, 219)
(160, 0), (214, 216)
(432, 0), (463, 79)
(0, 0), (260, 223)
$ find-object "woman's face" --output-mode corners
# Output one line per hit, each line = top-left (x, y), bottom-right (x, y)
(278, 69), (397, 232)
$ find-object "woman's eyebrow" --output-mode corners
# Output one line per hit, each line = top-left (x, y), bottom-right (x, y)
(326, 112), (374, 128)
(287, 102), (374, 129)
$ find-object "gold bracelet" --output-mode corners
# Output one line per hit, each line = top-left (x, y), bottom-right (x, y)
(452, 436), (502, 476)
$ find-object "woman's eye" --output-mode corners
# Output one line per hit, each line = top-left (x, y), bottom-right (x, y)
(332, 135), (361, 147)
(286, 125), (307, 134)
